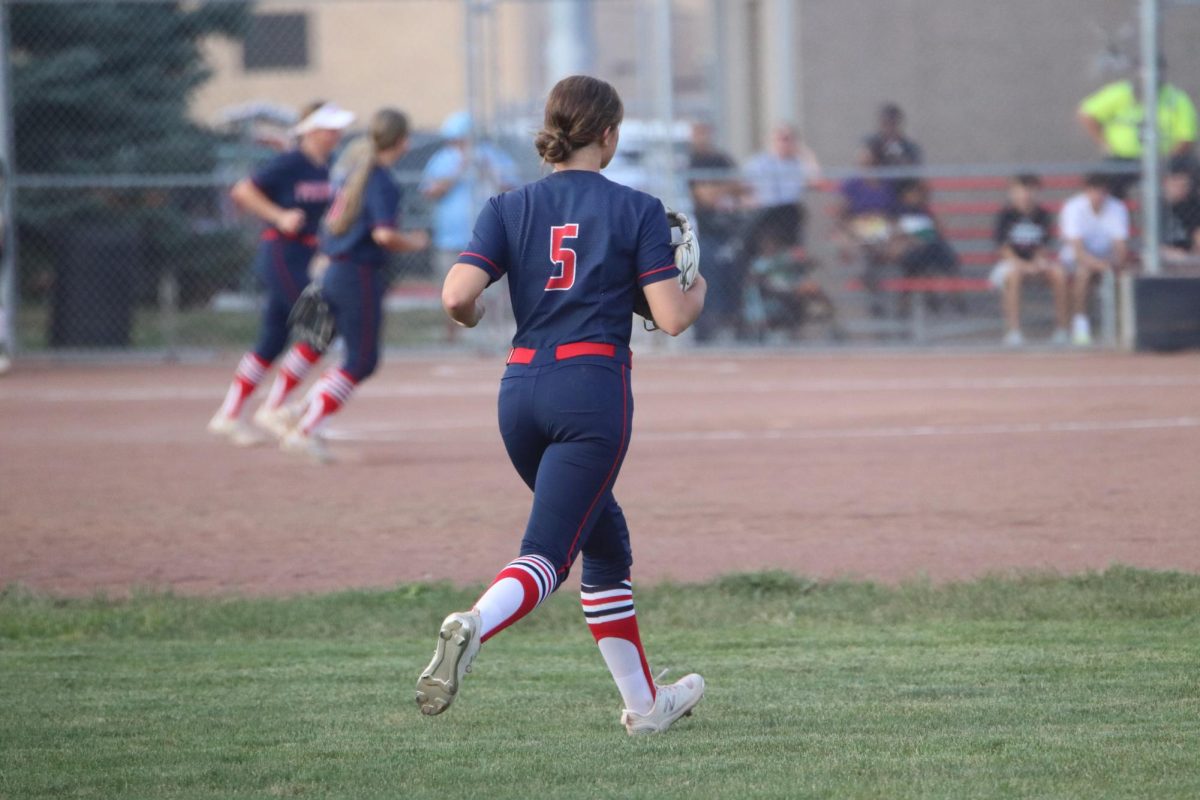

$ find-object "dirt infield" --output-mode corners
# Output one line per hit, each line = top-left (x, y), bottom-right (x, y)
(1, 351), (1198, 596)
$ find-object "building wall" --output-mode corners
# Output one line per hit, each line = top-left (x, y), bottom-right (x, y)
(193, 2), (470, 132)
(719, 0), (1200, 166)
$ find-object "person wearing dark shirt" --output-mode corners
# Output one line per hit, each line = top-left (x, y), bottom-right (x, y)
(836, 148), (896, 317)
(990, 174), (1068, 345)
(1163, 156), (1200, 264)
(281, 108), (430, 461)
(687, 120), (744, 341)
(863, 103), (922, 194)
(424, 76), (708, 735)
(890, 181), (961, 316)
(208, 100), (353, 444)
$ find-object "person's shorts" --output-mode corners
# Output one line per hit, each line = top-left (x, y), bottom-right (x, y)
(989, 257), (1060, 288)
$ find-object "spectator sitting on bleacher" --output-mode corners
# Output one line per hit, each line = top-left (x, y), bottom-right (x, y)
(990, 174), (1069, 346)
(836, 148), (896, 317)
(889, 180), (962, 316)
(1162, 155), (1200, 267)
(743, 122), (821, 251)
(1059, 173), (1130, 346)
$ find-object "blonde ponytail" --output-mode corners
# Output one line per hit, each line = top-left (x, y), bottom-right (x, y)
(322, 108), (410, 236)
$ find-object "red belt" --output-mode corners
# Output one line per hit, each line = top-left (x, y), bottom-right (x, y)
(506, 342), (626, 366)
(263, 229), (319, 248)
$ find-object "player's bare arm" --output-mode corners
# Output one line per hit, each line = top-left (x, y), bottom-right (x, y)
(372, 227), (430, 253)
(643, 273), (707, 336)
(230, 178), (304, 235)
(441, 262), (490, 328)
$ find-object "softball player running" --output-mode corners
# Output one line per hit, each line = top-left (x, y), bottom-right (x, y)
(208, 101), (354, 444)
(416, 76), (708, 735)
(280, 109), (429, 462)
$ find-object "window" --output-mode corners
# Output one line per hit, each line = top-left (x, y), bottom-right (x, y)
(242, 13), (310, 71)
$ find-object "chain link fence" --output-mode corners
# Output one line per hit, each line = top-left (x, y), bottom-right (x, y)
(1, 0), (1197, 357)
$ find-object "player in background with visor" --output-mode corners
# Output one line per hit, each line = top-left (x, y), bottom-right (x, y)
(280, 109), (429, 462)
(416, 76), (708, 735)
(208, 101), (355, 444)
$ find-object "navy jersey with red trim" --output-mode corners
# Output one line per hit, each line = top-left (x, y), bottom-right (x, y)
(457, 170), (679, 349)
(250, 150), (334, 238)
(319, 166), (402, 266)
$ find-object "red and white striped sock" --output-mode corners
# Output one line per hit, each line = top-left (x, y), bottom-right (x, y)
(473, 554), (559, 643)
(582, 580), (656, 714)
(218, 352), (269, 421)
(298, 369), (356, 434)
(263, 343), (320, 410)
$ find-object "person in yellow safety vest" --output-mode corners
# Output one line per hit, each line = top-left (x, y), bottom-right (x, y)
(1077, 60), (1197, 198)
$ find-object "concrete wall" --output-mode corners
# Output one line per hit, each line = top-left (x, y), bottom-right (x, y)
(718, 0), (1200, 166)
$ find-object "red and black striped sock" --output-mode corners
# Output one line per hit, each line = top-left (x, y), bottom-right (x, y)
(581, 580), (656, 714)
(473, 554), (559, 643)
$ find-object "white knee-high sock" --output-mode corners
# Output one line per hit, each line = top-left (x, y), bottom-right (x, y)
(473, 554), (558, 642)
(582, 580), (656, 714)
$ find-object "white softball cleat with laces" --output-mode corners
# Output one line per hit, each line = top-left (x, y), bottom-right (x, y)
(415, 609), (482, 716)
(621, 673), (705, 735)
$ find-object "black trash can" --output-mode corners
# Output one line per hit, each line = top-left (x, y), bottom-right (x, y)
(1134, 276), (1200, 352)
(50, 222), (140, 348)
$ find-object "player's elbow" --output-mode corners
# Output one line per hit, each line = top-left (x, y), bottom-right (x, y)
(655, 315), (688, 337)
(441, 283), (475, 318)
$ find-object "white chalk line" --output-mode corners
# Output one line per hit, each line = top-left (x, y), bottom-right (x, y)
(323, 416), (1200, 444)
(5, 374), (1200, 404)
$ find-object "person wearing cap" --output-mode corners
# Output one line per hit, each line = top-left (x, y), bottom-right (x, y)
(420, 111), (519, 342)
(208, 100), (355, 445)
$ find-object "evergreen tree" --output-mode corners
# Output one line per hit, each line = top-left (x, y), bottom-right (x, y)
(10, 2), (251, 320)
(11, 1), (247, 175)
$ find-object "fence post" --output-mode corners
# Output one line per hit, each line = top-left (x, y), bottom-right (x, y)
(1140, 0), (1161, 278)
(0, 0), (19, 359)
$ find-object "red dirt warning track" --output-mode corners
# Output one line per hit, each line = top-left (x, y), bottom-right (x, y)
(1, 352), (1197, 596)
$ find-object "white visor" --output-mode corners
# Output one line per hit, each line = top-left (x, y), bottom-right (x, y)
(294, 103), (356, 135)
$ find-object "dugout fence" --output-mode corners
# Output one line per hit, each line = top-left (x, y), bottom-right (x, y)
(1, 0), (1197, 359)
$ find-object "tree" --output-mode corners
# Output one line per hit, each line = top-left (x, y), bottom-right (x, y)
(11, 1), (247, 176)
(9, 1), (251, 328)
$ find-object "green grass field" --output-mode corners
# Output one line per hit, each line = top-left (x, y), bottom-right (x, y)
(2, 568), (1198, 799)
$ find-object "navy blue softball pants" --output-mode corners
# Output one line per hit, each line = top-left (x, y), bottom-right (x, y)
(499, 355), (635, 587)
(252, 236), (315, 363)
(321, 260), (386, 382)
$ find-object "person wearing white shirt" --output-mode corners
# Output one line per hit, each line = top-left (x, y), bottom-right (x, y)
(1058, 174), (1130, 345)
(743, 123), (822, 251)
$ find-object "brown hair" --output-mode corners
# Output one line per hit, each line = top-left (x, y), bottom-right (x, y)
(324, 108), (409, 236)
(1013, 173), (1042, 189)
(534, 75), (624, 164)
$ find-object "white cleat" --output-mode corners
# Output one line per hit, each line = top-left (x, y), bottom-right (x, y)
(1002, 329), (1024, 347)
(415, 610), (482, 716)
(207, 411), (265, 447)
(280, 427), (332, 464)
(621, 673), (705, 736)
(254, 403), (300, 440)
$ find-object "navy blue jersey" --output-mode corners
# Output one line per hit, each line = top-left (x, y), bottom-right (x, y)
(458, 170), (679, 349)
(251, 149), (334, 238)
(320, 166), (402, 266)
